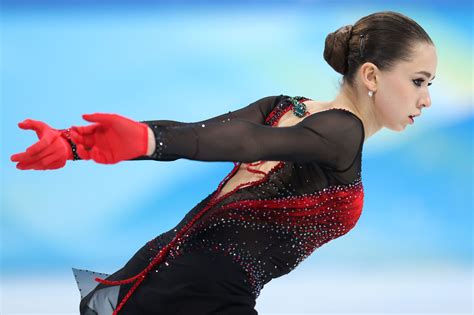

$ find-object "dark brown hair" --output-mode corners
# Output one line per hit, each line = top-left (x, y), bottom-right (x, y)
(323, 11), (435, 87)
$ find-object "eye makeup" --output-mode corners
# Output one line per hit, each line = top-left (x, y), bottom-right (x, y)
(413, 79), (433, 87)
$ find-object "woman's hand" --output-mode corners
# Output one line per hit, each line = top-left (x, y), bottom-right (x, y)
(70, 113), (149, 164)
(10, 119), (74, 170)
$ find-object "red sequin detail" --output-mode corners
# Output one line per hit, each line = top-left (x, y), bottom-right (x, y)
(220, 180), (364, 253)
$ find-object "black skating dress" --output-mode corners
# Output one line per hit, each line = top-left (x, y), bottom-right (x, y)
(73, 94), (365, 315)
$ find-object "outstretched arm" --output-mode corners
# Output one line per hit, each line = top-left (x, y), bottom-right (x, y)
(129, 95), (284, 160)
(144, 108), (364, 172)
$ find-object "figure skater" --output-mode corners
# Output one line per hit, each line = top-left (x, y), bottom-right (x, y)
(10, 10), (437, 315)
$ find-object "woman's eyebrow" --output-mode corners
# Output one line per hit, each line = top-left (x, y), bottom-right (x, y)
(415, 71), (436, 80)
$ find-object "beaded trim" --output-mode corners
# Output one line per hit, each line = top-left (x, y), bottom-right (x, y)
(265, 95), (312, 125)
(289, 96), (309, 117)
(60, 128), (81, 160)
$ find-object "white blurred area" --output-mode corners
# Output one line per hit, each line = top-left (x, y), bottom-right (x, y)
(2, 264), (472, 314)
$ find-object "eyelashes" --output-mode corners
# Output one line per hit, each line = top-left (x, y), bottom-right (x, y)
(413, 79), (433, 87)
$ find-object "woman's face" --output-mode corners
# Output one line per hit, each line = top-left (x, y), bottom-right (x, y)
(374, 42), (438, 131)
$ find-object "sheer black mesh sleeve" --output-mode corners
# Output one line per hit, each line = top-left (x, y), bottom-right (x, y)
(143, 107), (364, 172)
(129, 95), (285, 161)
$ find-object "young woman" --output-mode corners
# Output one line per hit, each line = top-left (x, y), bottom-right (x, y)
(10, 10), (437, 315)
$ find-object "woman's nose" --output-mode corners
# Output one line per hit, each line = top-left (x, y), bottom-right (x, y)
(420, 94), (432, 109)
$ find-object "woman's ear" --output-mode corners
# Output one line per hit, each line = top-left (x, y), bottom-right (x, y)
(359, 62), (378, 92)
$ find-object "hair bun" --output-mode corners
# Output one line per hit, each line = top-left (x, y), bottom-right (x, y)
(323, 24), (354, 75)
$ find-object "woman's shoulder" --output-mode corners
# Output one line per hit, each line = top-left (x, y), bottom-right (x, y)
(297, 102), (365, 172)
(305, 106), (364, 129)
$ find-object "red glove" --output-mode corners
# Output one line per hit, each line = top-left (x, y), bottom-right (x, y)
(70, 113), (149, 164)
(10, 119), (82, 170)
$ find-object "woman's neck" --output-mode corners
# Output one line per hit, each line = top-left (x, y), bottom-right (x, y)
(329, 87), (382, 142)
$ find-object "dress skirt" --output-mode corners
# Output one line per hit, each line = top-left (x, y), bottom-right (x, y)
(73, 241), (258, 315)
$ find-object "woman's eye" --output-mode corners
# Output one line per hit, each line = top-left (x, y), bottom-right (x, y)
(413, 79), (432, 87)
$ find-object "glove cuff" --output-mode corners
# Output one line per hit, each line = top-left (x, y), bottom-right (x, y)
(59, 128), (82, 161)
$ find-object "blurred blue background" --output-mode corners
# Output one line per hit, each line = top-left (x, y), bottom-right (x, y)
(1, 0), (472, 314)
